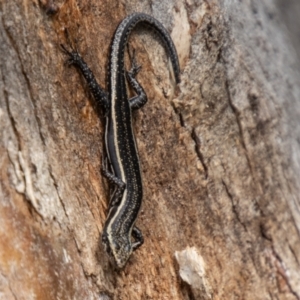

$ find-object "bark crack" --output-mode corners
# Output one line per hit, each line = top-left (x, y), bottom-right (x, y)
(224, 79), (255, 180)
(272, 247), (300, 299)
(0, 268), (18, 300)
(170, 99), (209, 179)
(259, 221), (272, 241)
(1, 71), (22, 153)
(191, 128), (208, 178)
(8, 281), (18, 300)
(48, 168), (68, 219)
(288, 243), (300, 267)
(222, 179), (247, 232)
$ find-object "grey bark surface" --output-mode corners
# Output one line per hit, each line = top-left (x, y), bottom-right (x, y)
(0, 0), (299, 299)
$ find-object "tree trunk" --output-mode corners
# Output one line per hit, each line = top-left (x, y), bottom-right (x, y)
(0, 1), (299, 299)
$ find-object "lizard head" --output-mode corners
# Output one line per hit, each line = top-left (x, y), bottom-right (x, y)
(102, 232), (132, 269)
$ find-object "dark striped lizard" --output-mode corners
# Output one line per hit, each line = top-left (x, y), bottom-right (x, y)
(62, 12), (180, 268)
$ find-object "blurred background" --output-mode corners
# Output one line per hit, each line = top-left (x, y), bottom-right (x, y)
(277, 0), (300, 63)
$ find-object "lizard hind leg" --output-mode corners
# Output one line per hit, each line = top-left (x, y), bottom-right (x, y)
(126, 48), (148, 110)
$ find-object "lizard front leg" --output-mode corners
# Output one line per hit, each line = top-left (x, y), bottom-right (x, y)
(131, 226), (144, 251)
(61, 41), (109, 115)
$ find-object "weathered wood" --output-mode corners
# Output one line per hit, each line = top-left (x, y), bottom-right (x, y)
(0, 0), (299, 299)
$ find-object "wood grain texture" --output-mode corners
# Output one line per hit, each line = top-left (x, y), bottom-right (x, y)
(0, 0), (299, 299)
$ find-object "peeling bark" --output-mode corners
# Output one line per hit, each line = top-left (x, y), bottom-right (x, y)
(0, 0), (300, 299)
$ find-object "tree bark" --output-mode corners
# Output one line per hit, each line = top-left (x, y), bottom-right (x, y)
(0, 0), (299, 299)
